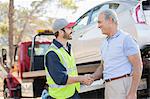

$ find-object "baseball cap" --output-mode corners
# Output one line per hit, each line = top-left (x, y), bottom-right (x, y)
(52, 18), (76, 33)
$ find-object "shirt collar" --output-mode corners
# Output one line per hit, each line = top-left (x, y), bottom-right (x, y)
(107, 30), (121, 40)
(53, 39), (63, 49)
(53, 39), (71, 49)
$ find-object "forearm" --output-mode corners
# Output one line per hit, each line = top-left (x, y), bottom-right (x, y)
(67, 75), (94, 85)
(92, 61), (103, 80)
(67, 76), (84, 84)
(128, 53), (143, 93)
(129, 64), (143, 93)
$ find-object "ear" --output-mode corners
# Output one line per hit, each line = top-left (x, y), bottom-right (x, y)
(58, 30), (64, 36)
(58, 30), (63, 34)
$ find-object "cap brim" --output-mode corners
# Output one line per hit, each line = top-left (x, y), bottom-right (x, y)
(65, 22), (76, 28)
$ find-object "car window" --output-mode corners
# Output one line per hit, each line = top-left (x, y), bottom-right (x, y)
(73, 11), (90, 31)
(90, 4), (109, 24)
(90, 3), (119, 24)
(142, 0), (150, 10)
(109, 3), (119, 10)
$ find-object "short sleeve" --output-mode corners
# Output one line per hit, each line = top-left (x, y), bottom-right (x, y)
(123, 35), (139, 56)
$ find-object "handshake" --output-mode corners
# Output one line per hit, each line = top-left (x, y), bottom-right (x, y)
(79, 74), (95, 86)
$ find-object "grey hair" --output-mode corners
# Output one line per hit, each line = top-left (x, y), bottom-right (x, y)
(100, 9), (119, 25)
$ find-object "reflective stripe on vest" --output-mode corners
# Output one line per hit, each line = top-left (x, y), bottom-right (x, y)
(45, 67), (77, 89)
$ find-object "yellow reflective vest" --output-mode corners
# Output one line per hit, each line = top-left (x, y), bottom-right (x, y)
(45, 43), (80, 99)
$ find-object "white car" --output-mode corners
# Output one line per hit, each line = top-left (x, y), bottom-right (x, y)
(71, 0), (150, 64)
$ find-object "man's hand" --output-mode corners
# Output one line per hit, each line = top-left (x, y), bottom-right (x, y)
(67, 75), (94, 85)
(127, 53), (142, 99)
(80, 75), (94, 86)
(126, 92), (137, 99)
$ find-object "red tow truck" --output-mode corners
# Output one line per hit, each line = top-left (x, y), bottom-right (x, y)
(1, 30), (99, 98)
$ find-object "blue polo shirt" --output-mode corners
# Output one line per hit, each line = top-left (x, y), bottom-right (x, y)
(45, 39), (71, 85)
(100, 30), (140, 80)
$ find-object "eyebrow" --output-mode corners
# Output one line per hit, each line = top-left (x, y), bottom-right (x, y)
(97, 20), (101, 23)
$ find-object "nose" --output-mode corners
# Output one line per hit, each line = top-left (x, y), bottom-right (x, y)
(71, 29), (74, 32)
(71, 28), (75, 33)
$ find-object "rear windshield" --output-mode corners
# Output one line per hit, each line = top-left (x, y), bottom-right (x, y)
(28, 43), (50, 56)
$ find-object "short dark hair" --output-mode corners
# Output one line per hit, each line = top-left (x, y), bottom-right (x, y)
(54, 31), (59, 38)
(54, 28), (65, 38)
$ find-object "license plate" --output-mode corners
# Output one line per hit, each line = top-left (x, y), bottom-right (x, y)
(21, 82), (34, 97)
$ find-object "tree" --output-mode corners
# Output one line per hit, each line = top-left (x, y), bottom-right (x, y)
(16, 0), (50, 44)
(59, 0), (77, 9)
(15, 0), (77, 43)
(1, 0), (78, 66)
(8, 0), (14, 66)
(0, 2), (9, 36)
(0, 23), (8, 36)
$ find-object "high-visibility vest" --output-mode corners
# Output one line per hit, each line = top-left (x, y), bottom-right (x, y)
(44, 43), (80, 99)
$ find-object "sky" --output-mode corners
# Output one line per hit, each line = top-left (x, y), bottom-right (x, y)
(0, 0), (108, 21)
(0, 0), (42, 8)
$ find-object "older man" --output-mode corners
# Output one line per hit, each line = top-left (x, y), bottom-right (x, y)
(90, 10), (143, 99)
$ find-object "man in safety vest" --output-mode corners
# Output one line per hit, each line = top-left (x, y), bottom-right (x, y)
(44, 18), (93, 99)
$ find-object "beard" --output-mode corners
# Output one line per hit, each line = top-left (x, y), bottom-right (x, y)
(63, 32), (72, 40)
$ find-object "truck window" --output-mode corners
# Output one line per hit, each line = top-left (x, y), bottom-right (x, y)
(35, 44), (49, 55)
(28, 43), (50, 57)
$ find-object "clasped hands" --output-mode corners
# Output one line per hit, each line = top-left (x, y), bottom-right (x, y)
(80, 74), (94, 86)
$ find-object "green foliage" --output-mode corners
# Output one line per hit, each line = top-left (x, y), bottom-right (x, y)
(0, 23), (8, 35)
(59, 0), (77, 9)
(0, 3), (9, 36)
(0, 0), (78, 42)
(0, 2), (8, 20)
(0, 0), (79, 66)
